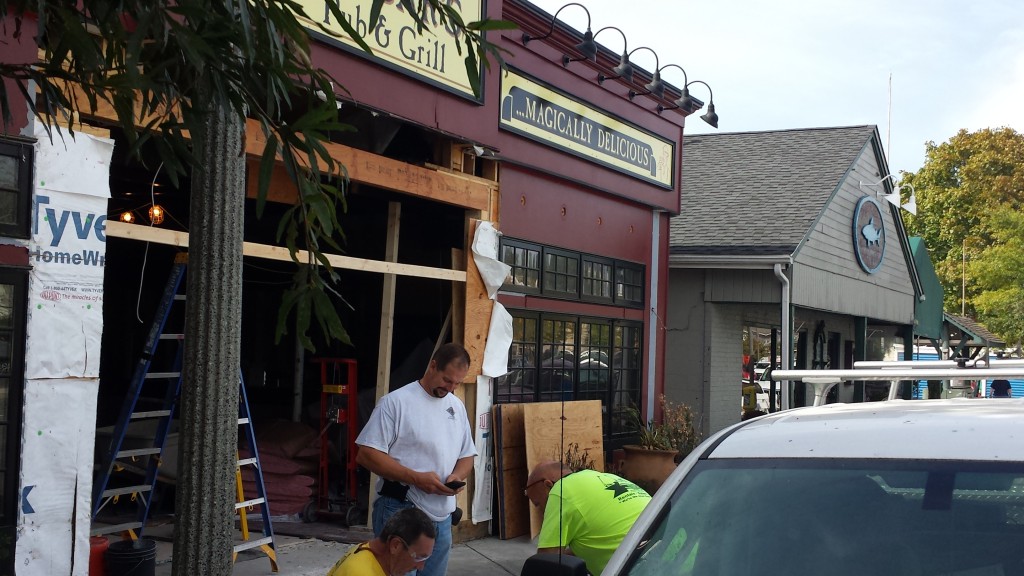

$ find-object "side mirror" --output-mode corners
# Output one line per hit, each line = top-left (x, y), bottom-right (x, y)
(521, 553), (589, 576)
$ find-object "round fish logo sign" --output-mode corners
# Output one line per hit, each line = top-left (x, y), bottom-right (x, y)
(852, 196), (885, 273)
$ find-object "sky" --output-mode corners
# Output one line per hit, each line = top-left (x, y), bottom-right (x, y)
(527, 0), (1024, 177)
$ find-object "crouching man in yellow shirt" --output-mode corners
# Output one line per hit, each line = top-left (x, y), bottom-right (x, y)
(327, 507), (435, 576)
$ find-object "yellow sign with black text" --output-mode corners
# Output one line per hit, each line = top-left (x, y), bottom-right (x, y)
(294, 0), (483, 99)
(500, 70), (675, 188)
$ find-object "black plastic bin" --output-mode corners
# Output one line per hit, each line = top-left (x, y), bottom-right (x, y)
(105, 538), (156, 576)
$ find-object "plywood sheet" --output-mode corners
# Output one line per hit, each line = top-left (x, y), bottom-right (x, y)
(523, 400), (604, 537)
(463, 221), (494, 381)
(493, 404), (529, 539)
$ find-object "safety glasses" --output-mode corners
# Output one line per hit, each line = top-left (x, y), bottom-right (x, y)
(523, 478), (547, 497)
(398, 537), (431, 563)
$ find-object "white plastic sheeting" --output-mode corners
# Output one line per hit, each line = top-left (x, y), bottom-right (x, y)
(26, 127), (112, 378)
(17, 125), (113, 575)
(470, 221), (510, 301)
(469, 222), (512, 524)
(16, 379), (100, 576)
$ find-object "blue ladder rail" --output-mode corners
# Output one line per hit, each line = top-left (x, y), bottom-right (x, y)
(234, 372), (279, 571)
(91, 254), (187, 536)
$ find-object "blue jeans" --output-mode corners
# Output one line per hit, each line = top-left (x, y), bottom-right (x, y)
(373, 495), (453, 576)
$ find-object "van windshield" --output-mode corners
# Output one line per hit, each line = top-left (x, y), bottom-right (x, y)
(622, 459), (1024, 576)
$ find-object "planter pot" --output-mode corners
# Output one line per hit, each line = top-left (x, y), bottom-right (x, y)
(620, 445), (679, 495)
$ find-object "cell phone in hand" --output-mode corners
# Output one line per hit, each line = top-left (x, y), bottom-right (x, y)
(444, 480), (466, 490)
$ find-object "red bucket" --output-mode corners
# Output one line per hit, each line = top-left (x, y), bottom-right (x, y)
(89, 536), (109, 576)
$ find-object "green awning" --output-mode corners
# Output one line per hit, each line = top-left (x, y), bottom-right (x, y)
(909, 237), (944, 339)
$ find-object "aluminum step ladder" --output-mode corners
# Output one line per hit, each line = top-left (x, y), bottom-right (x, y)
(234, 371), (279, 571)
(91, 256), (278, 572)
(91, 254), (188, 537)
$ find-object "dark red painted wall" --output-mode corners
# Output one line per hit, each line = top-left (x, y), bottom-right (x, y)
(0, 245), (29, 267)
(500, 166), (653, 263)
(1, 15), (39, 136)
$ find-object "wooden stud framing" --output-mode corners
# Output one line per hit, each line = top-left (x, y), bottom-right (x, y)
(105, 221), (465, 283)
(375, 201), (401, 401)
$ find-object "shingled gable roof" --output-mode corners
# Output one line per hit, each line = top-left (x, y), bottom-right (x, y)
(669, 125), (879, 259)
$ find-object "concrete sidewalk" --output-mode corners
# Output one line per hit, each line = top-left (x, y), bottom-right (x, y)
(147, 528), (534, 575)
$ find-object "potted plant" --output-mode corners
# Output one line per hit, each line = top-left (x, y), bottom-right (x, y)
(620, 396), (702, 494)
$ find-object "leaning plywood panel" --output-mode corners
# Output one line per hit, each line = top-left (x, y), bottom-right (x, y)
(523, 400), (604, 538)
(494, 404), (530, 539)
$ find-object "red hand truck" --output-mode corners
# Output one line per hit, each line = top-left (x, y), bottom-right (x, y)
(302, 358), (363, 526)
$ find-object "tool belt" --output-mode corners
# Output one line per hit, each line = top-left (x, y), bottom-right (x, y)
(379, 479), (411, 502)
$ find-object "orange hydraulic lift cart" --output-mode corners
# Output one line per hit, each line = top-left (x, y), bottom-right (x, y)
(303, 358), (362, 525)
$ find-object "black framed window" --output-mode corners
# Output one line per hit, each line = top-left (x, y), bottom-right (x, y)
(616, 263), (645, 307)
(0, 138), (33, 239)
(501, 239), (541, 294)
(0, 268), (27, 561)
(538, 316), (576, 402)
(495, 315), (538, 403)
(499, 237), (645, 308)
(494, 310), (643, 446)
(581, 256), (614, 304)
(542, 248), (578, 298)
(577, 321), (611, 401)
(610, 324), (643, 438)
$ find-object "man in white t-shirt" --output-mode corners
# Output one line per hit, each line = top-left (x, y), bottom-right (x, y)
(356, 343), (477, 576)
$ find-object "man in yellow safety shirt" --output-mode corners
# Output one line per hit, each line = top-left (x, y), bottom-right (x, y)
(525, 461), (651, 575)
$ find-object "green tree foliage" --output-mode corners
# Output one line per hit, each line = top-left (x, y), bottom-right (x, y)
(971, 210), (1024, 344)
(0, 0), (512, 350)
(903, 127), (1024, 345)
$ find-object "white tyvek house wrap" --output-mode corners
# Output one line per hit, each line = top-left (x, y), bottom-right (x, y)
(483, 303), (513, 378)
(469, 222), (513, 524)
(26, 126), (113, 378)
(16, 379), (100, 576)
(17, 125), (113, 575)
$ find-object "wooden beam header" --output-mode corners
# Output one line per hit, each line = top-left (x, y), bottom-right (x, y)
(243, 119), (493, 212)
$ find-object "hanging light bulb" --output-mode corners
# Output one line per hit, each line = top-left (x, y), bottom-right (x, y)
(120, 211), (135, 223)
(148, 205), (165, 225)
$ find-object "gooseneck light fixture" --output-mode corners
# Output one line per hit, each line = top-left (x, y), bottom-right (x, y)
(858, 174), (917, 215)
(659, 79), (718, 128)
(522, 3), (597, 65)
(593, 26), (633, 84)
(522, 5), (723, 128)
(691, 81), (719, 128)
(653, 64), (691, 110)
(625, 47), (663, 100)
(900, 185), (918, 215)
